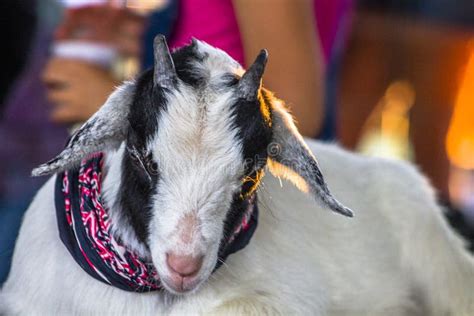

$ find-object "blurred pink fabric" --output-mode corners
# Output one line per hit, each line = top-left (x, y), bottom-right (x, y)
(314, 0), (353, 63)
(168, 0), (245, 65)
(168, 0), (353, 66)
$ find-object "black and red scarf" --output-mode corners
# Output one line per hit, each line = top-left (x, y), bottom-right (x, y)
(55, 154), (258, 292)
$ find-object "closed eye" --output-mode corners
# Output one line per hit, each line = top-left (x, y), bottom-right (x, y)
(126, 146), (158, 181)
(146, 159), (159, 176)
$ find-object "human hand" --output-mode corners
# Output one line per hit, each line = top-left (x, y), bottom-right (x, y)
(43, 58), (119, 124)
(55, 5), (144, 57)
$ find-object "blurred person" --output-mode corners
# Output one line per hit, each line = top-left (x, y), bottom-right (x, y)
(0, 0), (67, 284)
(46, 0), (354, 138)
(0, 2), (146, 285)
(43, 4), (144, 123)
(234, 0), (353, 138)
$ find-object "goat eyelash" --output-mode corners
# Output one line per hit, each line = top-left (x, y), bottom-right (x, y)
(126, 146), (156, 182)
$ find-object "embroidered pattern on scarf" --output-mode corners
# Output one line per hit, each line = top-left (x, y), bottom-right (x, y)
(55, 154), (258, 292)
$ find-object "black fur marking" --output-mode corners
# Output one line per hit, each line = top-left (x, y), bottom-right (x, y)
(119, 69), (166, 244)
(172, 43), (207, 88)
(232, 89), (273, 176)
(221, 73), (240, 87)
(120, 152), (158, 244)
(220, 88), (273, 253)
(127, 70), (162, 145)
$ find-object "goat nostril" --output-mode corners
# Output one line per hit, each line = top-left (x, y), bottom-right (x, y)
(166, 253), (204, 277)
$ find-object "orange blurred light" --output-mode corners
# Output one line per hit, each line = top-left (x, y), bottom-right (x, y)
(446, 43), (474, 169)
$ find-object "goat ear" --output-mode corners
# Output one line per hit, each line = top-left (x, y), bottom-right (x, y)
(32, 82), (135, 177)
(153, 35), (177, 89)
(238, 49), (268, 101)
(267, 100), (353, 217)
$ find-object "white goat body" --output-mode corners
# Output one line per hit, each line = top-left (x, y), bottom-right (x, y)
(2, 139), (474, 315)
(2, 37), (474, 314)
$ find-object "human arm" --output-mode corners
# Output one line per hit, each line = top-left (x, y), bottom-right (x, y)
(233, 0), (325, 137)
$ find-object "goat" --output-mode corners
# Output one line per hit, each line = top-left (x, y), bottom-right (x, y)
(1, 36), (474, 315)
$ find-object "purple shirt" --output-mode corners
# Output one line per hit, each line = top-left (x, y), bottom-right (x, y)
(0, 30), (68, 204)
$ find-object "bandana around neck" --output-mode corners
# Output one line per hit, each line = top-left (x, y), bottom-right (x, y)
(55, 154), (258, 292)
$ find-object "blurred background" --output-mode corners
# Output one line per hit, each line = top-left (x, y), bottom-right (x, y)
(0, 0), (473, 284)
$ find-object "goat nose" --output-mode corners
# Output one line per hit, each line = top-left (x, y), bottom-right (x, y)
(166, 253), (203, 277)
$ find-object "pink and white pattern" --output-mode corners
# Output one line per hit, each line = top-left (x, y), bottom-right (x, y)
(62, 154), (160, 290)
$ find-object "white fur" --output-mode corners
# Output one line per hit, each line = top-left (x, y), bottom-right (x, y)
(147, 83), (244, 293)
(2, 141), (474, 315)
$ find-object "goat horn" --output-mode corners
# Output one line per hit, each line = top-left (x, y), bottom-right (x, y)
(238, 49), (268, 100)
(153, 35), (177, 89)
